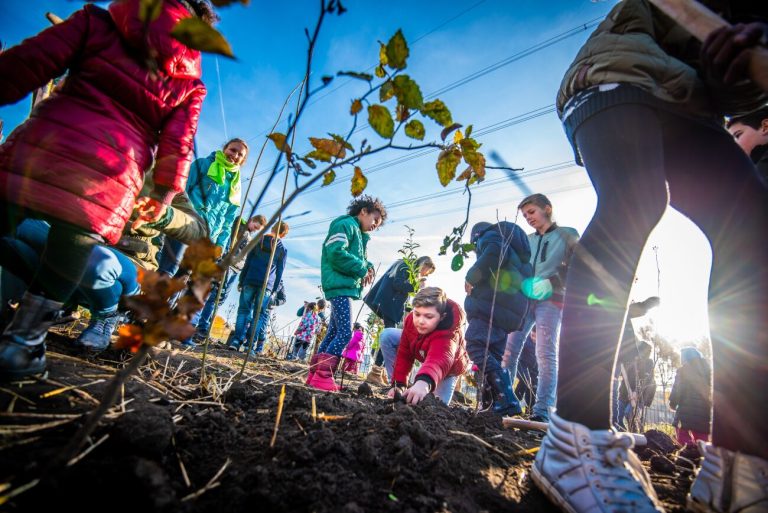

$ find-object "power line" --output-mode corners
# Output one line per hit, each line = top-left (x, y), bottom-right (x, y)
(288, 160), (580, 233)
(241, 13), (603, 184)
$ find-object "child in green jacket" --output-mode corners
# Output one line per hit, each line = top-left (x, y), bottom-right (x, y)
(307, 195), (387, 391)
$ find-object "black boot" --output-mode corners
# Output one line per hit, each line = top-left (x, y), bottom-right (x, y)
(0, 292), (64, 381)
(487, 368), (523, 417)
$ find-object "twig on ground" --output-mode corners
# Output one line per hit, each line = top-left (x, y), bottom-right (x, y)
(67, 434), (109, 467)
(181, 458), (231, 502)
(39, 379), (105, 399)
(448, 429), (519, 459)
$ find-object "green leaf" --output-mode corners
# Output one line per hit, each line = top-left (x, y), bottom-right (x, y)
(171, 18), (235, 59)
(465, 124), (473, 138)
(388, 493), (399, 502)
(436, 149), (461, 186)
(374, 65), (387, 79)
(267, 132), (292, 156)
(305, 149), (332, 162)
(441, 122), (462, 142)
(351, 166), (368, 196)
(368, 105), (394, 139)
(462, 243), (475, 252)
(338, 70), (373, 82)
(350, 99), (363, 115)
(379, 80), (395, 102)
(460, 137), (486, 177)
(379, 43), (389, 66)
(138, 0), (163, 22)
(422, 99), (452, 127)
(322, 170), (336, 186)
(393, 74), (423, 109)
(309, 137), (345, 158)
(451, 254), (464, 271)
(385, 29), (409, 70)
(404, 119), (425, 140)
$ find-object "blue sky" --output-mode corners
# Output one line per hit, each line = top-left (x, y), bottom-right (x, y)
(1, 0), (713, 344)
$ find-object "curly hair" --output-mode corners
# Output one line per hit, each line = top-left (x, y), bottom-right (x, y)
(347, 195), (388, 223)
(182, 0), (219, 26)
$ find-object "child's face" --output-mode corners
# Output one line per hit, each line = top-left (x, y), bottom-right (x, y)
(223, 142), (248, 166)
(728, 121), (768, 156)
(412, 305), (443, 335)
(418, 264), (435, 277)
(247, 219), (263, 232)
(357, 208), (383, 232)
(520, 203), (551, 232)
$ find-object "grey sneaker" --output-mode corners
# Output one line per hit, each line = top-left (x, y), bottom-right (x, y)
(688, 442), (768, 513)
(531, 410), (664, 513)
(75, 312), (121, 352)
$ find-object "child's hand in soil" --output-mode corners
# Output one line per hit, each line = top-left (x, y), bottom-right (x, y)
(387, 386), (403, 400)
(702, 21), (768, 85)
(403, 380), (430, 405)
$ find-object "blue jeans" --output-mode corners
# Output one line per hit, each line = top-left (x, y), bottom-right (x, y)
(504, 300), (562, 420)
(232, 284), (271, 349)
(157, 238), (187, 277)
(317, 296), (352, 357)
(379, 327), (458, 405)
(2, 219), (139, 315)
(195, 271), (239, 335)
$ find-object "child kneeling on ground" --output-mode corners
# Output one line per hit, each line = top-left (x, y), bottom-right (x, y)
(341, 323), (365, 374)
(381, 287), (468, 405)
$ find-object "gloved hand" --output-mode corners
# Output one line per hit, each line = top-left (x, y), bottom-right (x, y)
(403, 380), (430, 405)
(521, 277), (553, 300)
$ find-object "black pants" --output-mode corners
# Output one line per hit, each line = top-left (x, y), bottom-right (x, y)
(0, 202), (99, 303)
(557, 104), (767, 459)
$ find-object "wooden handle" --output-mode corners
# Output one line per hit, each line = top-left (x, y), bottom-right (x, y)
(46, 12), (64, 25)
(647, 0), (768, 91)
(502, 417), (648, 446)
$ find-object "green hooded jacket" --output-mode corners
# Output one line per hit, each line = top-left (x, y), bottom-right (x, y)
(320, 215), (372, 299)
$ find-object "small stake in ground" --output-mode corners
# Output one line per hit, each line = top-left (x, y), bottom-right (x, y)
(270, 385), (286, 448)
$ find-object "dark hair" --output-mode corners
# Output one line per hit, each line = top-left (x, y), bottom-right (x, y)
(317, 299), (327, 309)
(306, 302), (317, 312)
(347, 195), (388, 223)
(726, 107), (768, 129)
(223, 137), (249, 157)
(517, 193), (552, 211)
(182, 0), (219, 26)
(353, 322), (363, 331)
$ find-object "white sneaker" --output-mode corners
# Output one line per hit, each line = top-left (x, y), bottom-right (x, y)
(531, 410), (664, 513)
(688, 442), (768, 513)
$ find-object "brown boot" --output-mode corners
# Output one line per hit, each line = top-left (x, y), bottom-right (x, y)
(365, 365), (388, 386)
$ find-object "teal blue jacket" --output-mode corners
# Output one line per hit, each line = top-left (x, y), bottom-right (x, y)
(186, 152), (240, 248)
(320, 215), (372, 299)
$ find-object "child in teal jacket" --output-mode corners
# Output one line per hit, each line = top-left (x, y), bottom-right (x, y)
(307, 195), (387, 391)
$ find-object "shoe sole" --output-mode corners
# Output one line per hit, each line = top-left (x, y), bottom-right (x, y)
(530, 463), (580, 513)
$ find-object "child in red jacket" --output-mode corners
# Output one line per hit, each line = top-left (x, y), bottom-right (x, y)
(0, 0), (213, 380)
(382, 287), (468, 405)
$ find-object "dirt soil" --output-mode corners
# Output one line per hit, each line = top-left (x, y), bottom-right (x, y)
(0, 326), (692, 513)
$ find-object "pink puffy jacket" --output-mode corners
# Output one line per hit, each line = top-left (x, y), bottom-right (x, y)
(0, 0), (206, 244)
(342, 330), (365, 363)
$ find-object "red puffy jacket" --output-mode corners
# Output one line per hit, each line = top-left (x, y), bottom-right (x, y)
(0, 0), (206, 244)
(392, 299), (469, 388)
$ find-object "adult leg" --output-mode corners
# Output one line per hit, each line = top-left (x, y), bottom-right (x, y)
(661, 117), (768, 459)
(556, 105), (668, 428)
